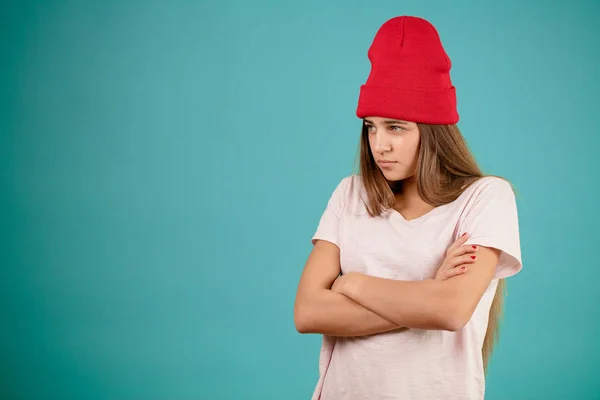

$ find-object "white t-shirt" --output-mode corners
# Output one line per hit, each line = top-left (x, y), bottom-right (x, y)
(310, 174), (523, 400)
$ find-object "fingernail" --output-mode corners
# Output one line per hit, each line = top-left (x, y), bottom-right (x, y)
(462, 232), (468, 237)
(460, 266), (466, 271)
(471, 256), (476, 259)
(472, 246), (477, 249)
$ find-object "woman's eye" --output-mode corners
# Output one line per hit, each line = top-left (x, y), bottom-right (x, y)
(390, 125), (404, 131)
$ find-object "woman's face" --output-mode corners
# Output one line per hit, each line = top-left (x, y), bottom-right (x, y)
(365, 116), (421, 182)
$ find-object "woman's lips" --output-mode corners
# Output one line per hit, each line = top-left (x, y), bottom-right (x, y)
(377, 160), (397, 168)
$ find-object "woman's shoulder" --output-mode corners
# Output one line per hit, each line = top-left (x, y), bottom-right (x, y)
(455, 175), (517, 211)
(331, 174), (369, 216)
(463, 175), (515, 197)
(331, 174), (364, 194)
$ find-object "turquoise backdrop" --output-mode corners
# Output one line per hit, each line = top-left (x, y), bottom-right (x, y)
(2, 1), (599, 399)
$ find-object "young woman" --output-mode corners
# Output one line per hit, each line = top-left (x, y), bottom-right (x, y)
(294, 16), (522, 400)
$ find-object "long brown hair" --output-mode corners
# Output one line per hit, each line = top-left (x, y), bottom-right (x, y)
(354, 121), (509, 374)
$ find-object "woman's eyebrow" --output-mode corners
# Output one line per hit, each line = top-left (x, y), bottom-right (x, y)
(364, 119), (409, 125)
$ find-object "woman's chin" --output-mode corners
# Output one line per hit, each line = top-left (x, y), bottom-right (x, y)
(380, 169), (407, 181)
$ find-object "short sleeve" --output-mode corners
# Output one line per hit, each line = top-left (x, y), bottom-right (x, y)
(459, 178), (523, 279)
(311, 177), (350, 248)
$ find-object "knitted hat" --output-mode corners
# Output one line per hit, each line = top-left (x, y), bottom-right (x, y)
(356, 16), (459, 124)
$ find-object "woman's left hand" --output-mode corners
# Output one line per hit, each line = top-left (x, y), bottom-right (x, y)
(331, 272), (362, 294)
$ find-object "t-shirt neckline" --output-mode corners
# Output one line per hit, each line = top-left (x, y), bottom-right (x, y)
(386, 203), (449, 224)
(385, 181), (479, 224)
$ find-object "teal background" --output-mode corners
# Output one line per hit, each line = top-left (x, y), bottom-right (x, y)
(1, 0), (599, 399)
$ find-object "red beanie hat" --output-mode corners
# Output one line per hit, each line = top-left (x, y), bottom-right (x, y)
(356, 16), (459, 124)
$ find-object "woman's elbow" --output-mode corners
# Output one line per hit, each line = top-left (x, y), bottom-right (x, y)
(440, 315), (467, 332)
(294, 302), (316, 334)
(439, 305), (472, 332)
(294, 310), (310, 334)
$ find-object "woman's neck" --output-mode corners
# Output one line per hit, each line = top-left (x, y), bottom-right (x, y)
(393, 178), (434, 214)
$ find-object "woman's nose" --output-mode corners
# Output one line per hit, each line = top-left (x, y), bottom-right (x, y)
(374, 133), (392, 153)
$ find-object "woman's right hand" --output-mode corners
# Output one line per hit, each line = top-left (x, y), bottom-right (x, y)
(435, 232), (478, 281)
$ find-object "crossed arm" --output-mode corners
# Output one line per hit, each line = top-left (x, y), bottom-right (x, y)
(293, 240), (500, 336)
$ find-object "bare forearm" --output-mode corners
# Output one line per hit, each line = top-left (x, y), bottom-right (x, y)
(339, 274), (455, 331)
(295, 289), (404, 337)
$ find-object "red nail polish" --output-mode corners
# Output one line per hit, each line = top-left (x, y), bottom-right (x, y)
(472, 246), (477, 249)
(460, 266), (466, 271)
(471, 256), (476, 259)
